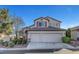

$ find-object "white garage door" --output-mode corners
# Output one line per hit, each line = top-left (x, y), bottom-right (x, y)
(29, 33), (62, 42)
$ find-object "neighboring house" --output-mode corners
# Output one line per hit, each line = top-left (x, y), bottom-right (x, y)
(71, 26), (79, 40)
(23, 16), (66, 42)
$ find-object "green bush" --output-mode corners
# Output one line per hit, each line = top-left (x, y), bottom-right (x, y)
(8, 42), (15, 47)
(11, 39), (27, 45)
(62, 36), (71, 43)
(0, 40), (3, 44)
(3, 41), (8, 47)
(17, 39), (22, 44)
(2, 37), (27, 47)
(11, 39), (18, 45)
(22, 39), (27, 44)
(66, 28), (71, 38)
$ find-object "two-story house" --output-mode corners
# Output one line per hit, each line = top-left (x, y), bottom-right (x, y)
(23, 16), (65, 43)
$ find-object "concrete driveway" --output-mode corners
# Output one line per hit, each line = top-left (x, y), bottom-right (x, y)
(26, 42), (75, 50)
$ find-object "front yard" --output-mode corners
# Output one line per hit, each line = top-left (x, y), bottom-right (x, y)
(0, 37), (28, 48)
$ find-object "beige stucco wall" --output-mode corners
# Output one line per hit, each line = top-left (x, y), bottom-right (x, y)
(48, 18), (60, 28)
(34, 18), (60, 28)
(76, 32), (79, 38)
(71, 30), (77, 40)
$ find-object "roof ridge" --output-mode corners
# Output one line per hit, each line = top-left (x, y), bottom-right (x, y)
(34, 16), (61, 23)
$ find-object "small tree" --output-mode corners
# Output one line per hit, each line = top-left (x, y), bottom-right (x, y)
(12, 16), (24, 39)
(66, 28), (71, 38)
(62, 28), (72, 43)
(0, 8), (8, 20)
(0, 8), (25, 40)
(0, 8), (13, 35)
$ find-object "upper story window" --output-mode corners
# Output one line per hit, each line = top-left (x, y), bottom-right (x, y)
(37, 21), (47, 27)
(56, 23), (60, 27)
(56, 23), (58, 26)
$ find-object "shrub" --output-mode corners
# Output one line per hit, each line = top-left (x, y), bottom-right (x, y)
(22, 39), (27, 44)
(3, 41), (8, 47)
(11, 38), (26, 45)
(0, 40), (3, 44)
(62, 36), (71, 43)
(11, 39), (17, 45)
(8, 42), (15, 47)
(66, 28), (71, 38)
(17, 39), (22, 44)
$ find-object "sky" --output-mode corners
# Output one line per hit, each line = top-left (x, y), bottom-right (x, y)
(0, 5), (79, 29)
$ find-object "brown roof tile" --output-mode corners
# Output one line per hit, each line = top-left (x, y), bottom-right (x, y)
(25, 26), (65, 31)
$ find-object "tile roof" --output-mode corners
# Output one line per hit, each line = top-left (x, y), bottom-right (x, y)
(34, 16), (61, 23)
(25, 26), (65, 31)
(45, 16), (61, 22)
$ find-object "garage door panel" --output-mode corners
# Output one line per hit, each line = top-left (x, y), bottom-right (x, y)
(30, 34), (40, 42)
(41, 34), (62, 42)
(29, 33), (62, 42)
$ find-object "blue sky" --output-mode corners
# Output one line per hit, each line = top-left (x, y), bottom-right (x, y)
(0, 5), (79, 29)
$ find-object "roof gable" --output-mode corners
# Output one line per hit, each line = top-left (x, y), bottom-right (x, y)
(45, 16), (61, 23)
(34, 16), (61, 23)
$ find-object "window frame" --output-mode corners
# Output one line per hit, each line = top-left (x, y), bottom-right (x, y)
(37, 21), (47, 27)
